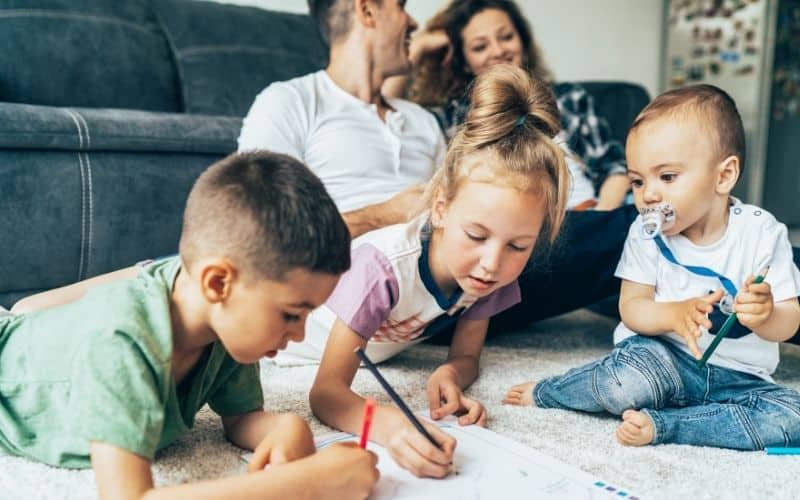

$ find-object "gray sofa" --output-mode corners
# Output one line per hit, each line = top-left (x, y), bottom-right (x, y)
(0, 0), (649, 309)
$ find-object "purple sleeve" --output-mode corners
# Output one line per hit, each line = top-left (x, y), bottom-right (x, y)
(460, 281), (521, 320)
(325, 244), (400, 340)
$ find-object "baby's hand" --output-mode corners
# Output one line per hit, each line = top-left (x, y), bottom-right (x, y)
(427, 368), (487, 426)
(247, 414), (315, 472)
(673, 289), (725, 359)
(735, 275), (773, 330)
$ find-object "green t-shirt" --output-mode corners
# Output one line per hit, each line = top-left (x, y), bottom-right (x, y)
(0, 257), (264, 468)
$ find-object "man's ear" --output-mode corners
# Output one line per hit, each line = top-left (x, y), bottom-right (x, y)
(354, 0), (377, 28)
(198, 259), (237, 304)
(716, 155), (740, 195)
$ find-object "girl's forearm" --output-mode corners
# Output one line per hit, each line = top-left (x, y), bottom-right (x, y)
(438, 356), (480, 389)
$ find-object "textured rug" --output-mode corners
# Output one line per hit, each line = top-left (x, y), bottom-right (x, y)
(2, 309), (799, 499)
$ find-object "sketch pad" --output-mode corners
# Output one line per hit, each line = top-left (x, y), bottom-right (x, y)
(243, 415), (640, 499)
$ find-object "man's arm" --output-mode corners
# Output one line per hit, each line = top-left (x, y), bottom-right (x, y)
(342, 183), (425, 238)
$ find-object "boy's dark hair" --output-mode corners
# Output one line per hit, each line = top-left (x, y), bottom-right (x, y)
(308, 0), (367, 46)
(179, 151), (351, 281)
(630, 84), (746, 173)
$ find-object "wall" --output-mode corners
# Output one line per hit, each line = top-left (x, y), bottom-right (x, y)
(208, 0), (664, 98)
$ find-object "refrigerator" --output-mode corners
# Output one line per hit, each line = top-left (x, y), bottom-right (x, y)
(662, 0), (800, 226)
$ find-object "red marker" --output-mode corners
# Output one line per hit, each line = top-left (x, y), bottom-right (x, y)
(359, 398), (376, 448)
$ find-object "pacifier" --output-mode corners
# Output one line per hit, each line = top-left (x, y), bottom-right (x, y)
(640, 203), (676, 239)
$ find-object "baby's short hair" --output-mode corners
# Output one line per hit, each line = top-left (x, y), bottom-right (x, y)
(179, 151), (350, 281)
(630, 84), (746, 173)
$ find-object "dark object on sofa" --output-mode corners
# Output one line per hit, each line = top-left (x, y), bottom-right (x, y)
(0, 0), (649, 310)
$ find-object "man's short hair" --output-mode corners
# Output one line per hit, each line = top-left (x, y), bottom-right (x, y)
(630, 84), (746, 173)
(308, 0), (356, 46)
(179, 151), (351, 281)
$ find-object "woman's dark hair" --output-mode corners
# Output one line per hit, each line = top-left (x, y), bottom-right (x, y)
(409, 0), (552, 107)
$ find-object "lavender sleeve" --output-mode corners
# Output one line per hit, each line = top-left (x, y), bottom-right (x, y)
(460, 281), (521, 320)
(325, 244), (400, 340)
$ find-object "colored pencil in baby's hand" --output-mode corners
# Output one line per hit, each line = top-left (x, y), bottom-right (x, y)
(359, 398), (376, 448)
(696, 267), (769, 368)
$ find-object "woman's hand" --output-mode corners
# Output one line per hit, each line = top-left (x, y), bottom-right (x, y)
(409, 29), (453, 66)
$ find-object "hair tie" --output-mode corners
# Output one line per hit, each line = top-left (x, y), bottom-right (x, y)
(515, 114), (527, 127)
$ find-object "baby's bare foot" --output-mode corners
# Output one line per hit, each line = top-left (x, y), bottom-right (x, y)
(503, 381), (537, 407)
(616, 409), (655, 446)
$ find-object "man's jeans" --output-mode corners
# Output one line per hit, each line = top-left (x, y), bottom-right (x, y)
(535, 335), (800, 450)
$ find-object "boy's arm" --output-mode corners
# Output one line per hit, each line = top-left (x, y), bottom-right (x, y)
(90, 441), (377, 500)
(11, 266), (139, 314)
(222, 410), (315, 470)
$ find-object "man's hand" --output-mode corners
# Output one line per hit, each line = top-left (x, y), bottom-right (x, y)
(672, 289), (725, 358)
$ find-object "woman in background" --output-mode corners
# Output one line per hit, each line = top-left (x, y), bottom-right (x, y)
(385, 0), (631, 210)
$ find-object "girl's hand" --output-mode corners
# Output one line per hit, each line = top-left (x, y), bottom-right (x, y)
(409, 29), (453, 66)
(427, 367), (487, 426)
(384, 409), (456, 478)
(735, 275), (774, 330)
(247, 414), (315, 471)
(672, 289), (725, 359)
(306, 442), (379, 500)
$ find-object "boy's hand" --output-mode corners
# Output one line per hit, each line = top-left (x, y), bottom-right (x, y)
(427, 369), (487, 426)
(307, 442), (379, 500)
(673, 289), (725, 359)
(247, 414), (315, 472)
(384, 408), (456, 478)
(735, 275), (773, 330)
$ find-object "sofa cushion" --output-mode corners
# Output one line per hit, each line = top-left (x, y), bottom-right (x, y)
(155, 0), (328, 117)
(0, 0), (180, 111)
(0, 103), (239, 154)
(578, 82), (650, 145)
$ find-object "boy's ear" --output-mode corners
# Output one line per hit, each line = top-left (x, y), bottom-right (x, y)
(198, 259), (238, 304)
(354, 0), (377, 28)
(716, 154), (740, 195)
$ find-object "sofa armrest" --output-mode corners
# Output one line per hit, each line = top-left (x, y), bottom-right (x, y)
(0, 103), (243, 308)
(0, 102), (240, 153)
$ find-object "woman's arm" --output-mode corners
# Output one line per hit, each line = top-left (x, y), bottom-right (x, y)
(381, 30), (452, 99)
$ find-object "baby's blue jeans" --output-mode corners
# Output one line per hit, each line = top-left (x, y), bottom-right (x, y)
(534, 335), (800, 449)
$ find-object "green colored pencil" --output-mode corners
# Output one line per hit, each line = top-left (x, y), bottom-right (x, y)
(696, 269), (768, 368)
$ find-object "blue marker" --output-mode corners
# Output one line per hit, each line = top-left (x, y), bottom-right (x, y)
(765, 447), (800, 455)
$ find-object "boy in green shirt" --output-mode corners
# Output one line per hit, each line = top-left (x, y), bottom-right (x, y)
(0, 152), (379, 499)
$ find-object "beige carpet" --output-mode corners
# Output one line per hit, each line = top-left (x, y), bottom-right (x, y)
(2, 309), (799, 499)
